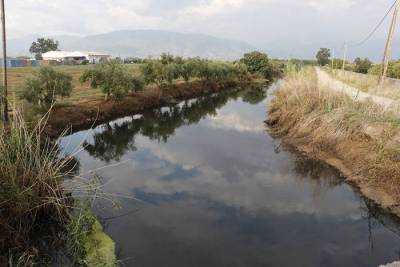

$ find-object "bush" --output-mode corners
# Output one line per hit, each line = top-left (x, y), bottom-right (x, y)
(240, 51), (277, 80)
(21, 67), (73, 107)
(354, 58), (372, 74)
(80, 61), (138, 100)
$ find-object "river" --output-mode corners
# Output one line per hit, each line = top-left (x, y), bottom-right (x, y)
(60, 82), (400, 267)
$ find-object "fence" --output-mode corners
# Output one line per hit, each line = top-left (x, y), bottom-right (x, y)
(0, 59), (60, 68)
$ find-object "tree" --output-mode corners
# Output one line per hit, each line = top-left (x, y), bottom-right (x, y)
(316, 48), (331, 66)
(29, 38), (59, 60)
(140, 60), (179, 89)
(80, 61), (139, 100)
(239, 51), (276, 80)
(21, 67), (73, 107)
(240, 51), (270, 74)
(354, 57), (373, 74)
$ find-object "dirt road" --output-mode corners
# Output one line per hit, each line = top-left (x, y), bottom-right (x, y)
(315, 67), (399, 111)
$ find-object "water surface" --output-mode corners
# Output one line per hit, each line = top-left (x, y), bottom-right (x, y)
(61, 84), (400, 267)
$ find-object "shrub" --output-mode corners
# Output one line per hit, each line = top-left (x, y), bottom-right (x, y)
(21, 67), (73, 107)
(240, 51), (277, 80)
(354, 58), (372, 74)
(80, 61), (136, 100)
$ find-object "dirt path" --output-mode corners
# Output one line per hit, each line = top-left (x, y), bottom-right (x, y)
(315, 67), (399, 111)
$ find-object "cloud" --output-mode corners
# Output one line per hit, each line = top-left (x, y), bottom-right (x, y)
(306, 0), (356, 11)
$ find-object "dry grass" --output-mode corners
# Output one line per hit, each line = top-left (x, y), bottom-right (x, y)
(327, 69), (400, 100)
(7, 64), (141, 107)
(268, 67), (400, 205)
(0, 111), (78, 265)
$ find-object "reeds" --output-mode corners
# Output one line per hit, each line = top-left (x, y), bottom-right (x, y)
(0, 111), (75, 264)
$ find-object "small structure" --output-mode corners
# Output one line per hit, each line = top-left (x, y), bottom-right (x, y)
(42, 51), (111, 64)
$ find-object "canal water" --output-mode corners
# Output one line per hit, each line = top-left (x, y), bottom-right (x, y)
(60, 83), (400, 267)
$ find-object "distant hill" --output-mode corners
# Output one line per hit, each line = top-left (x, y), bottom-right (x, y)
(260, 39), (400, 63)
(8, 30), (256, 60)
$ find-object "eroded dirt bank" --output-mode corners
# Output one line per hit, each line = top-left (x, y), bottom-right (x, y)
(45, 80), (248, 137)
(267, 68), (400, 216)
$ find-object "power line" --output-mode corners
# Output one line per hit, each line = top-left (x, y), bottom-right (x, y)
(350, 0), (399, 47)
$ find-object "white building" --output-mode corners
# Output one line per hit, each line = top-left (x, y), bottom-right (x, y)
(42, 51), (111, 63)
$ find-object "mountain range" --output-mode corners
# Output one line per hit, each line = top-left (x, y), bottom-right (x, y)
(8, 30), (256, 60)
(8, 30), (398, 62)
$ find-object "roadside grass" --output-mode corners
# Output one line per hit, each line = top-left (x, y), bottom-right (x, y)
(326, 69), (400, 100)
(269, 67), (400, 201)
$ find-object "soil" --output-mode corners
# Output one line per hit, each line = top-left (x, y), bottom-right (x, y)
(45, 80), (243, 137)
(267, 107), (400, 217)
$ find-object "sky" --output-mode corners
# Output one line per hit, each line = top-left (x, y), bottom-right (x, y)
(6, 0), (398, 57)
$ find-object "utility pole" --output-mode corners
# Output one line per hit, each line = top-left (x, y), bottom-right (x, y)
(0, 0), (8, 122)
(381, 0), (400, 84)
(342, 41), (348, 71)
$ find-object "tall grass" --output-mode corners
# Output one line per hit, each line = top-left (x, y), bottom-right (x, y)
(0, 112), (75, 264)
(269, 67), (400, 202)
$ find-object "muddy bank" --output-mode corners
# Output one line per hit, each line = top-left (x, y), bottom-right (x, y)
(45, 80), (249, 137)
(267, 70), (400, 217)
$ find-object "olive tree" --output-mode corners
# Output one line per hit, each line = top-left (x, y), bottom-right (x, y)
(21, 67), (73, 107)
(140, 60), (179, 89)
(80, 61), (139, 100)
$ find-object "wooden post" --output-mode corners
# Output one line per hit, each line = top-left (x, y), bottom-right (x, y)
(381, 0), (400, 84)
(0, 0), (8, 122)
(342, 41), (348, 71)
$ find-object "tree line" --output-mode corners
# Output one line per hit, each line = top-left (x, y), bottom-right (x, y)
(20, 51), (279, 108)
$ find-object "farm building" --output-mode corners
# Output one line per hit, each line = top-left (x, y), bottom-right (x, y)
(42, 51), (111, 64)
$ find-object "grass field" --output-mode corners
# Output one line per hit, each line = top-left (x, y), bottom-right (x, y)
(7, 64), (141, 107)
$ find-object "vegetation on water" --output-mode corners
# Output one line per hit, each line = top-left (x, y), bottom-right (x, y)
(0, 110), (118, 265)
(268, 67), (400, 209)
(0, 51), (278, 265)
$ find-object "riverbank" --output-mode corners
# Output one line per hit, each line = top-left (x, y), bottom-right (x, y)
(45, 79), (254, 137)
(267, 67), (400, 216)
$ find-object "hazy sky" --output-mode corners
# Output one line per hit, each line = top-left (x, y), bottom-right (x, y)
(7, 0), (396, 47)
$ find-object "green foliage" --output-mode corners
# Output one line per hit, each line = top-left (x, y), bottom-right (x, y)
(124, 57), (143, 64)
(239, 51), (279, 80)
(140, 55), (251, 89)
(80, 61), (140, 100)
(354, 57), (372, 74)
(29, 38), (59, 60)
(316, 48), (331, 66)
(21, 67), (73, 107)
(240, 51), (269, 73)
